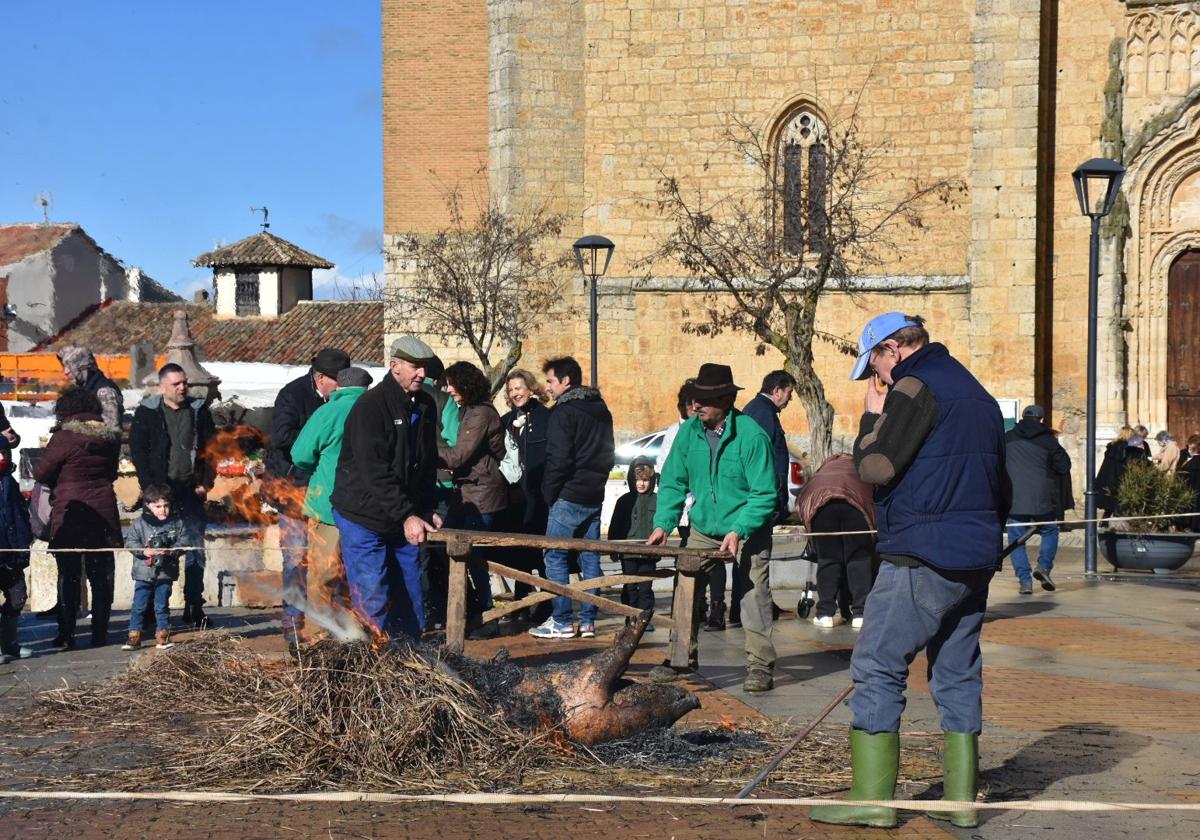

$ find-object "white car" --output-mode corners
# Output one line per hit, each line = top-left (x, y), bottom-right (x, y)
(612, 426), (810, 511)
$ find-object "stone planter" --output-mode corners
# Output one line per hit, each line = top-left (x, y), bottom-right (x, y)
(1099, 531), (1198, 574)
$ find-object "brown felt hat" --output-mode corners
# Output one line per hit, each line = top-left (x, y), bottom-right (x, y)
(689, 363), (743, 399)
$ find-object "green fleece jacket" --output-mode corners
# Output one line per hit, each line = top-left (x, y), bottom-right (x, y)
(653, 410), (777, 541)
(290, 386), (367, 524)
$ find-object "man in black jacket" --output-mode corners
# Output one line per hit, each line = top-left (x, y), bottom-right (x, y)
(129, 363), (216, 625)
(1004, 404), (1072, 594)
(264, 348), (350, 644)
(528, 356), (615, 640)
(330, 336), (440, 641)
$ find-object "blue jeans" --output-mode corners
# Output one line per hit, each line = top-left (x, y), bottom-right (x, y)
(279, 512), (309, 635)
(333, 509), (424, 641)
(444, 509), (495, 616)
(543, 499), (602, 625)
(1006, 515), (1058, 585)
(849, 561), (993, 735)
(129, 579), (172, 633)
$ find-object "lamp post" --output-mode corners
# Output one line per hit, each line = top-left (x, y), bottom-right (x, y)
(1072, 157), (1126, 577)
(572, 234), (615, 388)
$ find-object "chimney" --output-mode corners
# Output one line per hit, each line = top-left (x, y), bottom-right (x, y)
(165, 309), (221, 402)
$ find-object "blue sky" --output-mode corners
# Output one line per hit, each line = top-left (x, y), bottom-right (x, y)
(0, 1), (382, 298)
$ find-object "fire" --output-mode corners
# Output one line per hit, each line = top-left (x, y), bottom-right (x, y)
(719, 714), (738, 731)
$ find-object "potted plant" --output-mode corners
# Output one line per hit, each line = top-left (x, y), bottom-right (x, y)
(1100, 462), (1199, 573)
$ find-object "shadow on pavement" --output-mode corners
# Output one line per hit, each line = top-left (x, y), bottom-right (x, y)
(984, 599), (1059, 623)
(967, 724), (1153, 823)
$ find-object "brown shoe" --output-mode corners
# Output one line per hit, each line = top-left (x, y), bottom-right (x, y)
(121, 631), (142, 651)
(155, 629), (174, 650)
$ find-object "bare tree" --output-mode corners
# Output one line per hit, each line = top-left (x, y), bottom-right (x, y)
(391, 189), (571, 394)
(641, 102), (961, 461)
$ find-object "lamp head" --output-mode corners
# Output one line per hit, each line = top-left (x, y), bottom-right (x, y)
(1072, 157), (1126, 218)
(572, 234), (615, 278)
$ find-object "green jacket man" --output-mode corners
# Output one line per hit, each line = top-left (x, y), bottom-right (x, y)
(647, 363), (780, 693)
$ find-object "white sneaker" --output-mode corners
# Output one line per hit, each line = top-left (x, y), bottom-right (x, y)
(528, 618), (577, 639)
(850, 616), (864, 630)
(812, 615), (844, 628)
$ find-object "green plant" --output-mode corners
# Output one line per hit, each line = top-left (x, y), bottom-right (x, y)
(1114, 462), (1197, 532)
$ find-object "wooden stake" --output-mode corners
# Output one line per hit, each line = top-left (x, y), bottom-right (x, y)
(445, 539), (470, 654)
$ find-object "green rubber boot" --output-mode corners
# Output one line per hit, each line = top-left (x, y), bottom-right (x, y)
(810, 729), (899, 828)
(929, 732), (979, 828)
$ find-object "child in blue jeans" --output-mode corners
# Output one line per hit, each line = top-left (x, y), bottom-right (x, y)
(122, 484), (195, 650)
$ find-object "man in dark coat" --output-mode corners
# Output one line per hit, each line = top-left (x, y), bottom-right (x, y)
(528, 356), (615, 640)
(129, 363), (216, 626)
(263, 348), (350, 644)
(708, 369), (795, 630)
(812, 313), (1006, 830)
(330, 336), (440, 641)
(1004, 404), (1072, 594)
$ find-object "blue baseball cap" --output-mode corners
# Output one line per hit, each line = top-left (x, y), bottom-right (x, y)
(849, 312), (920, 381)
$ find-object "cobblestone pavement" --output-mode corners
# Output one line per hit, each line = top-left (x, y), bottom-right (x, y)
(3, 548), (1200, 838)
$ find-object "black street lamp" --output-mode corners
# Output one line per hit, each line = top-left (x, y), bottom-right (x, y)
(572, 234), (615, 388)
(1072, 157), (1125, 577)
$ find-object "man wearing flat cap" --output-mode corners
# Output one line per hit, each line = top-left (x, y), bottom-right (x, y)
(811, 313), (1006, 830)
(330, 336), (441, 641)
(264, 347), (351, 646)
(646, 363), (779, 692)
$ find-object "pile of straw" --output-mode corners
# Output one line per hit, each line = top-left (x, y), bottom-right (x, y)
(32, 636), (940, 796)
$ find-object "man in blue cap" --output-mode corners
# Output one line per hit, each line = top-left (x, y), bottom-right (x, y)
(811, 313), (1007, 830)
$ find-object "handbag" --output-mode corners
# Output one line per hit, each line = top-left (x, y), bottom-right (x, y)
(29, 481), (52, 542)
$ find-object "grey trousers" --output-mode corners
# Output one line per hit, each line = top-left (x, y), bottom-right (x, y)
(686, 529), (776, 672)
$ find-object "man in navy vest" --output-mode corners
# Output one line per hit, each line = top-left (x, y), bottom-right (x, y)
(811, 313), (1007, 830)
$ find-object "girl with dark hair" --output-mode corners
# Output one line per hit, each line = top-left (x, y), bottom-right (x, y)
(33, 386), (123, 650)
(438, 361), (508, 637)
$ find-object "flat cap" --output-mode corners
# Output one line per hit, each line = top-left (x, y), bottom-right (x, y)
(336, 366), (373, 388)
(389, 335), (436, 364)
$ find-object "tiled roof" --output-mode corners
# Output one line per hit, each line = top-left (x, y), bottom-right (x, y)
(192, 231), (334, 269)
(0, 223), (77, 266)
(43, 300), (384, 364)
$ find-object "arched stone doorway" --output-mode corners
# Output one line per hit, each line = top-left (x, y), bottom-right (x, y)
(1168, 249), (1200, 435)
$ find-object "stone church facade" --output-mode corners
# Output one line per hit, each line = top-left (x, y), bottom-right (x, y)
(383, 0), (1200, 454)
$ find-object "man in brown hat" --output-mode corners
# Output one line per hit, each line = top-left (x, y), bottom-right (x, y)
(646, 363), (779, 692)
(264, 347), (351, 647)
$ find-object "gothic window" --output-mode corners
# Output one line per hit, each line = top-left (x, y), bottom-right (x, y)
(1127, 10), (1200, 95)
(235, 271), (260, 316)
(775, 107), (829, 255)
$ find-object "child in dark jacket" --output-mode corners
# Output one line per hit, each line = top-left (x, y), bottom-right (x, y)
(608, 456), (659, 623)
(122, 484), (196, 650)
(0, 443), (33, 663)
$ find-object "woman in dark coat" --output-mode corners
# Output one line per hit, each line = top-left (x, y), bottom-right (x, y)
(1096, 425), (1151, 517)
(499, 368), (552, 623)
(438, 361), (508, 636)
(33, 386), (122, 650)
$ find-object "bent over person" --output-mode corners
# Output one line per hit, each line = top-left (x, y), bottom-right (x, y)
(811, 314), (1006, 830)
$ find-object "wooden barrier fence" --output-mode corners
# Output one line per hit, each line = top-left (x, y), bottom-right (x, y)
(428, 529), (730, 668)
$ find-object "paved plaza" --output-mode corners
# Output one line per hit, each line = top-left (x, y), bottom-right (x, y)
(3, 547), (1200, 838)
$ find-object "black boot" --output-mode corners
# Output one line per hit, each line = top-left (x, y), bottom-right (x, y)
(191, 605), (208, 629)
(35, 604), (59, 619)
(704, 601), (726, 631)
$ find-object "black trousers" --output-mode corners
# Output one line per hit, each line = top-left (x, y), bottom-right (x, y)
(55, 552), (115, 644)
(0, 565), (27, 616)
(620, 556), (657, 613)
(810, 501), (876, 619)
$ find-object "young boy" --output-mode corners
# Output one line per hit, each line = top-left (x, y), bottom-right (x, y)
(608, 456), (658, 627)
(123, 484), (194, 650)
(0, 441), (33, 664)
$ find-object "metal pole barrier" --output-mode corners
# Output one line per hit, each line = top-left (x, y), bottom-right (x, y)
(1084, 215), (1101, 577)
